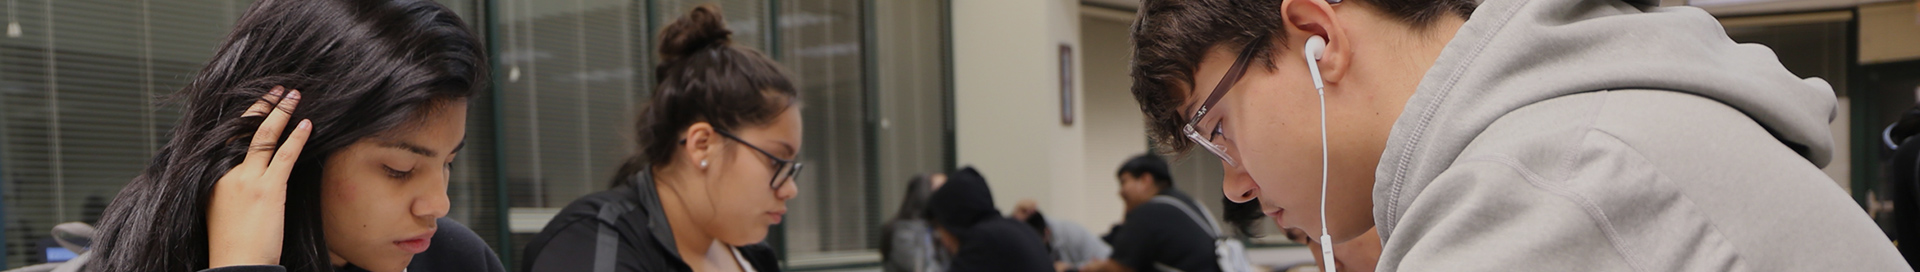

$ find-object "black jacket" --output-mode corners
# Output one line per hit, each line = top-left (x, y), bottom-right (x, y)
(1107, 189), (1219, 272)
(519, 168), (782, 272)
(927, 167), (1052, 272)
(198, 217), (505, 272)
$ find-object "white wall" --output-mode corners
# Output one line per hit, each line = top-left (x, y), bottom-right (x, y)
(952, 0), (1087, 224)
(1077, 14), (1147, 229)
(1859, 1), (1920, 64)
(952, 1), (1233, 231)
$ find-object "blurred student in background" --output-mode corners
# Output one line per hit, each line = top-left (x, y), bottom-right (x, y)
(1081, 154), (1219, 272)
(881, 173), (951, 272)
(1010, 199), (1111, 271)
(926, 167), (1053, 272)
(519, 4), (802, 272)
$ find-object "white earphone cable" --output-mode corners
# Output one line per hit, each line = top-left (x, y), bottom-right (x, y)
(1305, 35), (1335, 272)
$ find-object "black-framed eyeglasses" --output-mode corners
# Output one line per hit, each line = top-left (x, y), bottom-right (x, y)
(712, 129), (803, 190)
(1184, 35), (1266, 166)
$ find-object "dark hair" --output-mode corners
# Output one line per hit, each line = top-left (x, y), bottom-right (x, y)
(1023, 211), (1050, 236)
(86, 0), (487, 271)
(1222, 197), (1263, 237)
(879, 173), (939, 261)
(1130, 0), (1475, 154)
(611, 4), (797, 187)
(892, 174), (938, 221)
(1116, 153), (1174, 189)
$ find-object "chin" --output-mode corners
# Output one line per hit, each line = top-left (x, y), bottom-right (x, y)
(721, 230), (770, 246)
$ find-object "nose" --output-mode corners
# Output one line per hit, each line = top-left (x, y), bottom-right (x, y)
(1222, 161), (1258, 203)
(776, 178), (799, 200)
(414, 169), (452, 219)
(415, 189), (451, 219)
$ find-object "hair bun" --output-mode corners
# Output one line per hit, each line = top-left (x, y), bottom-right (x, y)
(659, 5), (732, 64)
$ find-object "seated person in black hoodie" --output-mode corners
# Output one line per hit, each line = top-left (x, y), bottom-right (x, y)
(926, 167), (1053, 272)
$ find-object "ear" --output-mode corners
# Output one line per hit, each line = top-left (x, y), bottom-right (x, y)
(1279, 0), (1349, 84)
(681, 122), (718, 170)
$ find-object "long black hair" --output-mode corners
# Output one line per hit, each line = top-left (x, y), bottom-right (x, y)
(85, 0), (486, 271)
(609, 4), (796, 188)
(891, 174), (937, 222)
(878, 174), (938, 262)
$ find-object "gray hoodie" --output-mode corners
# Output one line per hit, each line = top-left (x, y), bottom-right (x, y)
(1371, 0), (1908, 270)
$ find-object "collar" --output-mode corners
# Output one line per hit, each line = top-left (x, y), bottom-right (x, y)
(627, 167), (682, 259)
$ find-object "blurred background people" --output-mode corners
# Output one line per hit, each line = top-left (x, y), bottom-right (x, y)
(881, 173), (950, 272)
(518, 5), (801, 272)
(1880, 105), (1920, 271)
(1080, 154), (1219, 272)
(1009, 199), (1111, 271)
(926, 167), (1052, 272)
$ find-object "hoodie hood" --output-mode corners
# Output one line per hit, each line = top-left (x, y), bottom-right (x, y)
(1373, 0), (1836, 238)
(929, 167), (1000, 234)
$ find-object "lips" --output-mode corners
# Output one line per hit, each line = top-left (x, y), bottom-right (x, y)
(1265, 207), (1287, 228)
(394, 230), (435, 254)
(767, 209), (787, 224)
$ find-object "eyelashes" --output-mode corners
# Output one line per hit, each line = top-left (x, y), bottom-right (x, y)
(384, 160), (456, 180)
(384, 165), (413, 179)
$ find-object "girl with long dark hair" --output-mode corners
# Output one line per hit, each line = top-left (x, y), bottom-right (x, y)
(880, 174), (949, 272)
(518, 4), (801, 272)
(84, 0), (494, 271)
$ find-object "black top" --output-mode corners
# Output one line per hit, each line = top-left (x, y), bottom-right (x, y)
(927, 167), (1053, 272)
(197, 217), (506, 272)
(1108, 189), (1220, 272)
(1887, 125), (1920, 271)
(946, 218), (1053, 272)
(519, 168), (782, 272)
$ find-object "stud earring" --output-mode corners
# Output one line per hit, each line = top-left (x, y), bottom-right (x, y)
(700, 160), (709, 168)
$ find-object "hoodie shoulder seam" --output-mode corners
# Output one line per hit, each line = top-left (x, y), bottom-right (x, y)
(1457, 154), (1649, 272)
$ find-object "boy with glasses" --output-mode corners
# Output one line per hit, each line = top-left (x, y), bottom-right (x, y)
(1129, 0), (1906, 270)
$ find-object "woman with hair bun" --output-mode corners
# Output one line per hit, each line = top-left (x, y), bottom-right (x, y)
(519, 4), (802, 272)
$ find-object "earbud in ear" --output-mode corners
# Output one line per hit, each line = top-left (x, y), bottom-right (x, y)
(1303, 35), (1328, 90)
(1304, 35), (1327, 61)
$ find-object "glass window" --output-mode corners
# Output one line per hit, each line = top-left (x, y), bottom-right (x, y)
(775, 0), (872, 262)
(490, 0), (650, 265)
(0, 0), (247, 266)
(0, 0), (490, 268)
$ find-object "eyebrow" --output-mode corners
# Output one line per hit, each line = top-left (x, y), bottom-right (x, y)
(774, 142), (797, 158)
(380, 140), (464, 158)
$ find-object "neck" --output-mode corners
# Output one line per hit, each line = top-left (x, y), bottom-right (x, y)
(1352, 15), (1468, 166)
(655, 163), (717, 267)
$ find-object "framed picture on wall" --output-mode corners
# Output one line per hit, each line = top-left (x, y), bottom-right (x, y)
(1061, 44), (1075, 125)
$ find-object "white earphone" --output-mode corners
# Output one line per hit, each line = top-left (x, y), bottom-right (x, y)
(1304, 35), (1335, 272)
